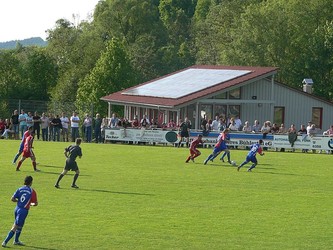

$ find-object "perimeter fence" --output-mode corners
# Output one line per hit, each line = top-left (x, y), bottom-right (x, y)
(0, 99), (94, 118)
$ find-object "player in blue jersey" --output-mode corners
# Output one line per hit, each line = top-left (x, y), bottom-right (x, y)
(2, 176), (38, 247)
(237, 139), (265, 172)
(54, 138), (83, 189)
(204, 128), (231, 165)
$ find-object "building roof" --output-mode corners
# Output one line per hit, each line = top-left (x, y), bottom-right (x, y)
(101, 65), (279, 108)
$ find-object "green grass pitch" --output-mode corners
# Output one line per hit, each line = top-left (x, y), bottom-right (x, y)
(1, 140), (333, 249)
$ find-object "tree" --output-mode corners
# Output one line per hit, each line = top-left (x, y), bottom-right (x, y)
(24, 48), (58, 100)
(0, 51), (22, 99)
(76, 38), (138, 116)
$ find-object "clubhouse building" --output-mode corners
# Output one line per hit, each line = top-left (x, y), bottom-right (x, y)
(101, 65), (333, 132)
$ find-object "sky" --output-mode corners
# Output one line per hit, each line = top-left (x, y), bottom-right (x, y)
(0, 0), (100, 42)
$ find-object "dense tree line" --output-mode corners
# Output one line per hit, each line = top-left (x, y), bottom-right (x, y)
(0, 0), (332, 117)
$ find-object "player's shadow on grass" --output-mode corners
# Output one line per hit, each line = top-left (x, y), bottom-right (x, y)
(38, 164), (63, 169)
(79, 188), (154, 196)
(38, 171), (92, 177)
(256, 170), (299, 176)
(25, 245), (58, 250)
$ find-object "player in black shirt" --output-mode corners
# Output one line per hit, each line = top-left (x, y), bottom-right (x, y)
(54, 138), (82, 189)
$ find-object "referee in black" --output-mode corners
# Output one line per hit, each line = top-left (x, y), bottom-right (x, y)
(55, 138), (82, 188)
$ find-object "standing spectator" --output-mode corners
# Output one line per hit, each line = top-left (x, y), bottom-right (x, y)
(242, 121), (252, 133)
(48, 113), (54, 141)
(200, 115), (208, 132)
(131, 115), (139, 128)
(218, 117), (227, 132)
(235, 115), (242, 131)
(323, 125), (333, 154)
(252, 120), (261, 133)
(70, 112), (80, 142)
(83, 114), (92, 142)
(109, 113), (119, 128)
(206, 119), (212, 132)
(323, 125), (333, 137)
(279, 123), (287, 134)
(211, 116), (220, 131)
(167, 119), (176, 129)
(100, 117), (108, 143)
(270, 123), (280, 134)
(306, 121), (313, 135)
(298, 124), (308, 153)
(18, 109), (28, 139)
(60, 112), (70, 142)
(307, 123), (317, 153)
(1, 176), (38, 247)
(11, 110), (19, 140)
(140, 114), (150, 128)
(25, 112), (34, 129)
(307, 124), (316, 137)
(288, 124), (298, 150)
(139, 114), (150, 139)
(94, 113), (102, 143)
(228, 118), (238, 131)
(51, 115), (62, 141)
(261, 121), (271, 136)
(40, 113), (49, 141)
(150, 118), (158, 129)
(298, 124), (307, 135)
(120, 117), (131, 128)
(32, 111), (41, 140)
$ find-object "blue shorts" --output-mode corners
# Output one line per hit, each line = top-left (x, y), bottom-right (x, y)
(246, 155), (257, 164)
(14, 207), (28, 227)
(19, 143), (24, 152)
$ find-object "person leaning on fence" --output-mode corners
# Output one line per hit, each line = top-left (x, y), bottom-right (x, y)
(288, 124), (297, 151)
(298, 124), (308, 153)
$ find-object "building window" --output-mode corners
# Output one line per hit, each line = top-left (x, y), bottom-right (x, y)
(274, 107), (285, 125)
(228, 88), (241, 99)
(312, 107), (323, 129)
(200, 104), (213, 121)
(213, 92), (227, 99)
(228, 105), (240, 118)
(214, 105), (227, 118)
(213, 87), (241, 99)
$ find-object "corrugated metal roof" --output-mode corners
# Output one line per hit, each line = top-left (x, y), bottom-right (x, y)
(122, 68), (251, 99)
(101, 65), (278, 108)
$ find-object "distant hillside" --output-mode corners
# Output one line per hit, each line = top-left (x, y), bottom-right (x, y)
(0, 37), (48, 49)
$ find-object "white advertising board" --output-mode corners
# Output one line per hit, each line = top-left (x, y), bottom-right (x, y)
(105, 128), (333, 151)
